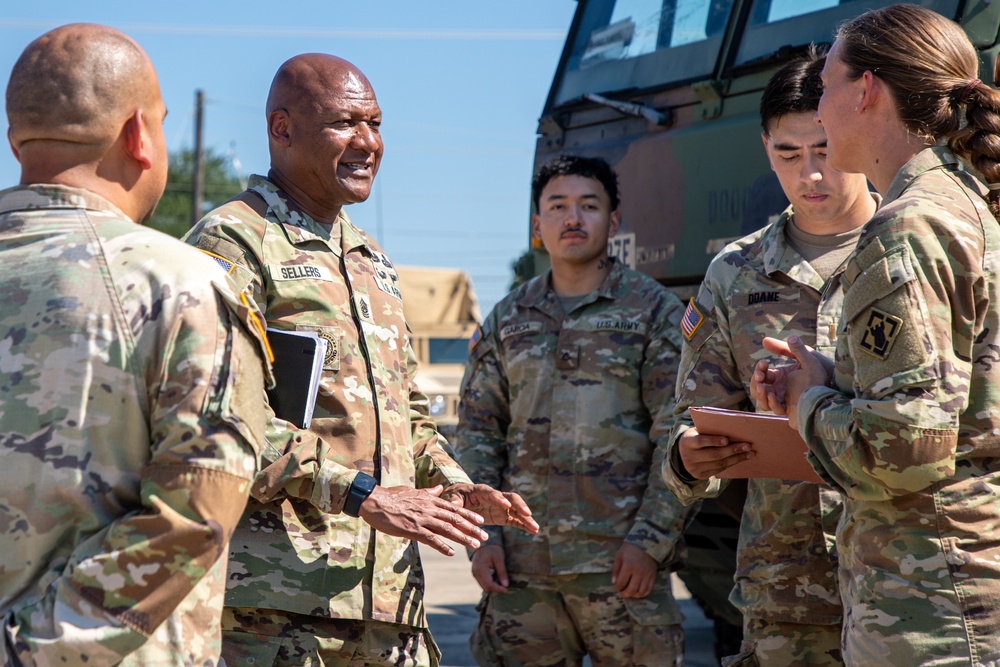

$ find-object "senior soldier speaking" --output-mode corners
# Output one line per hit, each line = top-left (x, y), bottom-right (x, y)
(457, 155), (690, 666)
(184, 53), (536, 666)
(0, 24), (271, 666)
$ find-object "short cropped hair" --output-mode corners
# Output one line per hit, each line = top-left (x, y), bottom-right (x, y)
(759, 44), (827, 135)
(531, 155), (620, 212)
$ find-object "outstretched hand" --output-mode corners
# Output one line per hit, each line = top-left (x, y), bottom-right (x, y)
(751, 336), (833, 426)
(441, 483), (540, 535)
(358, 484), (489, 557)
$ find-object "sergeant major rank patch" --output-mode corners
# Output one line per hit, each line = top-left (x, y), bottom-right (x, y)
(859, 307), (903, 359)
(680, 298), (704, 340)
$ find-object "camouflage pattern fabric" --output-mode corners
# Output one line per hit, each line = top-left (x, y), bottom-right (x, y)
(220, 607), (440, 667)
(470, 572), (682, 667)
(458, 261), (690, 570)
(721, 617), (842, 667)
(796, 147), (1000, 666)
(457, 261), (689, 660)
(184, 175), (472, 629)
(0, 185), (270, 666)
(662, 206), (845, 654)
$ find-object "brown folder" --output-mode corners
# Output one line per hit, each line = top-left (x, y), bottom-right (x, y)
(689, 406), (825, 484)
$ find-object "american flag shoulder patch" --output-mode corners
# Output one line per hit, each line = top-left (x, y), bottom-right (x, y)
(469, 325), (483, 352)
(198, 249), (237, 274)
(681, 298), (704, 339)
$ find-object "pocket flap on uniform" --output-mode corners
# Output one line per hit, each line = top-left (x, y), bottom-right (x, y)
(842, 244), (916, 324)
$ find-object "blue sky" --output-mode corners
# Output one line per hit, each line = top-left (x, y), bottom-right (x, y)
(0, 1), (578, 314)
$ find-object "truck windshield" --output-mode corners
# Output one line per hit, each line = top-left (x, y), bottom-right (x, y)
(552, 0), (961, 107)
(429, 338), (470, 365)
(552, 0), (736, 106)
(735, 0), (960, 65)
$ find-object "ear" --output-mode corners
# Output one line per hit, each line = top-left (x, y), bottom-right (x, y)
(531, 213), (542, 240)
(268, 109), (291, 146)
(123, 109), (153, 170)
(761, 132), (775, 171)
(609, 210), (621, 237)
(7, 127), (19, 163)
(859, 70), (878, 114)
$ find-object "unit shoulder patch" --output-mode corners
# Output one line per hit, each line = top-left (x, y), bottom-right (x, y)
(859, 307), (903, 360)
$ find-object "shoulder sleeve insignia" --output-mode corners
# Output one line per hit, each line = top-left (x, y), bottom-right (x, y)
(469, 324), (483, 352)
(859, 307), (903, 360)
(680, 298), (704, 340)
(198, 248), (237, 275)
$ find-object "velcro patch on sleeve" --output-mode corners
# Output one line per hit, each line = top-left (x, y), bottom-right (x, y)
(469, 324), (483, 352)
(859, 307), (904, 360)
(198, 249), (237, 274)
(680, 298), (704, 340)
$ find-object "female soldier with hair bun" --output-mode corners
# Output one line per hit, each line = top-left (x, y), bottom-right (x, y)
(751, 4), (1000, 665)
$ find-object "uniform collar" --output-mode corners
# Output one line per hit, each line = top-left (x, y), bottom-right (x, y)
(518, 257), (626, 312)
(759, 205), (826, 291)
(248, 174), (375, 256)
(883, 146), (965, 205)
(0, 184), (130, 220)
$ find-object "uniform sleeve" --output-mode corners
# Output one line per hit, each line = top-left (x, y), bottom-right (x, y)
(455, 318), (509, 548)
(626, 295), (697, 563)
(183, 219), (363, 515)
(409, 342), (474, 489)
(797, 225), (974, 501)
(3, 282), (267, 665)
(663, 281), (743, 504)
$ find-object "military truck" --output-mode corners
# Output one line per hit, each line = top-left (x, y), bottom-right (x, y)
(526, 0), (1000, 658)
(397, 266), (481, 441)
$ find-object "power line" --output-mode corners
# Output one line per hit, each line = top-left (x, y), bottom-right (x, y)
(0, 20), (565, 41)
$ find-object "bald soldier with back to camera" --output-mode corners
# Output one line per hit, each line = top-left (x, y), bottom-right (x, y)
(662, 49), (877, 666)
(184, 53), (537, 666)
(0, 23), (271, 666)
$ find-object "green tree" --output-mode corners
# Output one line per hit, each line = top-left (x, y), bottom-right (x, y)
(147, 148), (244, 239)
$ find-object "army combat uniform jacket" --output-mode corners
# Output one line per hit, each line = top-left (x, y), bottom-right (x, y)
(184, 175), (472, 628)
(457, 261), (689, 575)
(797, 148), (1000, 665)
(663, 207), (843, 626)
(0, 185), (270, 666)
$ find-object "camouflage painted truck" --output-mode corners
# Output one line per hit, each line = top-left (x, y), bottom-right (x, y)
(525, 0), (1000, 658)
(396, 266), (481, 442)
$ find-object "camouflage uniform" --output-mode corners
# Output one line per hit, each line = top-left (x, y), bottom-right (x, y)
(184, 175), (472, 666)
(796, 147), (1000, 666)
(662, 207), (845, 667)
(0, 185), (270, 666)
(457, 261), (689, 666)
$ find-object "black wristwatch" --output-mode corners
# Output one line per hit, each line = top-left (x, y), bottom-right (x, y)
(343, 472), (377, 518)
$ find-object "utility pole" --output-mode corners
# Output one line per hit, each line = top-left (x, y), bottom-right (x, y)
(190, 89), (205, 228)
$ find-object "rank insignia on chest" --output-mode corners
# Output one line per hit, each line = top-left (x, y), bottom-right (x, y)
(354, 293), (374, 324)
(680, 298), (704, 340)
(859, 307), (903, 359)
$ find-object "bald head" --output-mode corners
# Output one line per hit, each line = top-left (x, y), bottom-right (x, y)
(266, 53), (374, 119)
(7, 23), (158, 152)
(6, 24), (168, 223)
